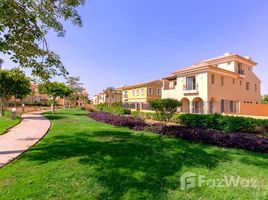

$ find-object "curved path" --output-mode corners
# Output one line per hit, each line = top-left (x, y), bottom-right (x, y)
(0, 111), (51, 168)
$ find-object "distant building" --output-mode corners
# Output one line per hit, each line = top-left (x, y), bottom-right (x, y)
(93, 90), (122, 105)
(118, 80), (162, 110)
(9, 83), (49, 105)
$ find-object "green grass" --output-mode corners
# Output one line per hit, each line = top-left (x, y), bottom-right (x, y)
(0, 112), (20, 135)
(0, 109), (267, 199)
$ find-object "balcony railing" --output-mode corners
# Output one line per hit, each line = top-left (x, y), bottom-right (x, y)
(183, 83), (198, 93)
(163, 86), (176, 90)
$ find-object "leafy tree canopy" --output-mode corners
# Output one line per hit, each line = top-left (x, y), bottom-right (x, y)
(66, 76), (84, 93)
(39, 81), (72, 114)
(0, 68), (31, 116)
(0, 0), (85, 80)
(262, 95), (268, 104)
(39, 82), (72, 100)
(150, 98), (182, 124)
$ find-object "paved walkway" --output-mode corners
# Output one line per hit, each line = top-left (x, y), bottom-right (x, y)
(0, 111), (51, 168)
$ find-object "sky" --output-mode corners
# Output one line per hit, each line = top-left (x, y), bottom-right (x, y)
(1, 0), (268, 97)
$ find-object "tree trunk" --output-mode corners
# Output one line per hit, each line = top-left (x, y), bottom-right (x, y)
(0, 98), (5, 117)
(14, 96), (17, 107)
(51, 98), (55, 114)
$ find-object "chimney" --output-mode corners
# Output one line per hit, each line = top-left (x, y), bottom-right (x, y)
(224, 52), (231, 56)
(244, 56), (252, 60)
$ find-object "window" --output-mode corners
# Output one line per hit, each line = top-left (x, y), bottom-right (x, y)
(136, 89), (139, 96)
(169, 81), (174, 88)
(148, 87), (153, 95)
(233, 79), (235, 84)
(157, 88), (161, 95)
(124, 91), (128, 97)
(221, 77), (224, 86)
(246, 82), (250, 90)
(132, 90), (135, 96)
(141, 88), (144, 95)
(186, 76), (196, 90)
(237, 63), (244, 75)
(255, 84), (257, 92)
(211, 74), (215, 84)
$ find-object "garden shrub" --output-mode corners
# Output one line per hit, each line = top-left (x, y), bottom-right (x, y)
(122, 109), (131, 115)
(96, 104), (131, 115)
(89, 112), (268, 153)
(89, 112), (147, 129)
(179, 113), (268, 133)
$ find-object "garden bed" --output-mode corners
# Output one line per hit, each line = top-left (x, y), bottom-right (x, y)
(89, 112), (268, 153)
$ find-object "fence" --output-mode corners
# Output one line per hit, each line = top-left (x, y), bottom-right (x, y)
(239, 103), (268, 116)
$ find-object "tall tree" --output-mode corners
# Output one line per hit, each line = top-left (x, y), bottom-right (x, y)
(9, 68), (31, 104)
(0, 0), (85, 80)
(66, 76), (84, 107)
(39, 82), (72, 114)
(0, 68), (31, 116)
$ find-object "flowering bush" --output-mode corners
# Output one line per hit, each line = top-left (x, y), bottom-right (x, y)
(89, 112), (268, 153)
(146, 125), (268, 153)
(89, 112), (147, 129)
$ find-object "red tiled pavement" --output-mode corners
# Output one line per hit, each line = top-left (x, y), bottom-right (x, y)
(0, 111), (51, 168)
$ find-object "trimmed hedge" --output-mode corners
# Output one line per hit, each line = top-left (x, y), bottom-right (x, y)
(97, 104), (131, 115)
(89, 112), (146, 129)
(89, 112), (268, 153)
(178, 113), (268, 133)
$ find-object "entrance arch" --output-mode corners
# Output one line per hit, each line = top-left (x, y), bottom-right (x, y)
(192, 97), (204, 114)
(209, 97), (217, 114)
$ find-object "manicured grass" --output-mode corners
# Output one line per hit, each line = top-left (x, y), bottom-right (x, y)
(0, 109), (267, 199)
(0, 112), (20, 135)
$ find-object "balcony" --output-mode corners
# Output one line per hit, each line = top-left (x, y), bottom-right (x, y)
(163, 86), (176, 90)
(183, 83), (198, 94)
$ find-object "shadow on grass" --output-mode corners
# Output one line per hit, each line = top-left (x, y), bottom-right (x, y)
(22, 128), (236, 199)
(45, 114), (68, 120)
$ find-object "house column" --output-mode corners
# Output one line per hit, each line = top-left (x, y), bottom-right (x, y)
(190, 101), (194, 113)
(203, 101), (209, 114)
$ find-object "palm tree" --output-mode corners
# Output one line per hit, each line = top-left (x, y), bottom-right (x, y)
(103, 87), (116, 107)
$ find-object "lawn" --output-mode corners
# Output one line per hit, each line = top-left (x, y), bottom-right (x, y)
(0, 112), (20, 135)
(0, 109), (267, 199)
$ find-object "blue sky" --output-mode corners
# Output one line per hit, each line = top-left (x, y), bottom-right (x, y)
(1, 0), (268, 97)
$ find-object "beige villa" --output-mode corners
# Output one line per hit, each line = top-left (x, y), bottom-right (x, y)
(162, 53), (262, 114)
(93, 90), (122, 105)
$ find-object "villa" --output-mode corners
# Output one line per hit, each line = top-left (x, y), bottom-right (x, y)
(119, 80), (162, 110)
(93, 90), (122, 105)
(162, 53), (262, 114)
